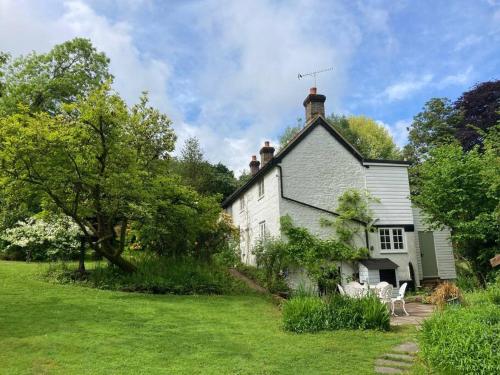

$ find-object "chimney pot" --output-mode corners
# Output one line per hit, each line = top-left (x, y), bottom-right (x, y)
(259, 141), (275, 166)
(309, 87), (317, 95)
(249, 155), (260, 175)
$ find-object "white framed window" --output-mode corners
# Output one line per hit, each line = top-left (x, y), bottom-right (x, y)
(259, 221), (266, 240)
(258, 178), (264, 198)
(379, 228), (405, 252)
(239, 197), (245, 211)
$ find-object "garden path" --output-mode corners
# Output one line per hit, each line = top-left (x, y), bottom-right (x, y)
(375, 342), (419, 374)
(390, 302), (434, 326)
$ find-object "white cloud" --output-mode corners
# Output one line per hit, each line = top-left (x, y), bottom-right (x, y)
(381, 74), (433, 102)
(0, 0), (175, 118)
(438, 66), (474, 88)
(167, 0), (366, 172)
(376, 119), (410, 148)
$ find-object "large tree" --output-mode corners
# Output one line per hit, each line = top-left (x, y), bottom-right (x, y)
(454, 80), (500, 150)
(173, 137), (239, 200)
(0, 86), (176, 272)
(0, 38), (111, 115)
(331, 115), (402, 160)
(403, 98), (459, 164)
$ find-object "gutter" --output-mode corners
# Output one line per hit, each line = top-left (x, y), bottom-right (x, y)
(276, 164), (370, 249)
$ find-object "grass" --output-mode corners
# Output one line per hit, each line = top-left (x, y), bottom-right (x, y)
(0, 261), (416, 374)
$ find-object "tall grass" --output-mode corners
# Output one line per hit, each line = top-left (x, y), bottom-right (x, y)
(44, 255), (250, 295)
(282, 294), (390, 333)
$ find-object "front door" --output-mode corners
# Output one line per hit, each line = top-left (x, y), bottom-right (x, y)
(418, 231), (439, 278)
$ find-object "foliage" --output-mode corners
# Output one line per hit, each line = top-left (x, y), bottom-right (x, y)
(44, 255), (249, 295)
(419, 302), (500, 374)
(0, 261), (416, 374)
(403, 98), (459, 165)
(328, 114), (402, 159)
(428, 282), (462, 310)
(454, 80), (500, 150)
(253, 237), (291, 292)
(282, 294), (390, 333)
(0, 38), (111, 116)
(320, 189), (375, 245)
(281, 215), (368, 285)
(170, 137), (239, 200)
(130, 177), (233, 260)
(455, 259), (481, 292)
(236, 263), (290, 295)
(0, 215), (82, 261)
(0, 84), (177, 272)
(412, 126), (500, 280)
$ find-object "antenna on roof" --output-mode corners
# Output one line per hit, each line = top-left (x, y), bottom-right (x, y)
(297, 66), (333, 88)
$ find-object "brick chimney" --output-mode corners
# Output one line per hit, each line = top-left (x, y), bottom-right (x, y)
(259, 141), (275, 166)
(249, 155), (260, 175)
(303, 87), (326, 124)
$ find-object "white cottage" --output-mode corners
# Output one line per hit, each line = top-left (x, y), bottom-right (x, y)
(222, 88), (456, 289)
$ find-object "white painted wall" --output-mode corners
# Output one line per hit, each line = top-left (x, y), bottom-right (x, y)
(228, 167), (281, 265)
(365, 164), (413, 225)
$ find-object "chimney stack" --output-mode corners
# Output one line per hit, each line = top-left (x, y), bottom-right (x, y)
(259, 141), (275, 166)
(249, 155), (260, 175)
(303, 87), (326, 124)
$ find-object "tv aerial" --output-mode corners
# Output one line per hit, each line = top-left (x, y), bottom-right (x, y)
(297, 66), (333, 87)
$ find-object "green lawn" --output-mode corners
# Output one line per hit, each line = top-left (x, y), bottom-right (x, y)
(0, 261), (415, 374)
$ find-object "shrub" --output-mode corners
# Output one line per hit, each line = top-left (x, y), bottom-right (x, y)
(44, 255), (250, 295)
(1, 215), (82, 261)
(282, 296), (326, 333)
(420, 305), (500, 374)
(486, 277), (500, 305)
(236, 263), (290, 294)
(428, 282), (462, 310)
(282, 294), (390, 333)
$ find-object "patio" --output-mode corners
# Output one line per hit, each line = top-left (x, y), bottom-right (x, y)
(390, 302), (434, 326)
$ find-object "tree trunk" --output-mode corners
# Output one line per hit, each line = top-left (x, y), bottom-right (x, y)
(78, 237), (86, 273)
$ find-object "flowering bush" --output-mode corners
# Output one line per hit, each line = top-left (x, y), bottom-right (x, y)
(1, 216), (82, 261)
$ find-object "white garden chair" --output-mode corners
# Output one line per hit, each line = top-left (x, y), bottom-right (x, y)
(337, 284), (346, 296)
(391, 282), (409, 316)
(377, 282), (393, 306)
(344, 281), (364, 298)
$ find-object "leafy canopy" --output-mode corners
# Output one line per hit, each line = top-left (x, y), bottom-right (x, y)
(0, 38), (111, 115)
(0, 85), (175, 272)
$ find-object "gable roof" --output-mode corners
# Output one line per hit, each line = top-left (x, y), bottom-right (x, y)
(222, 115), (410, 208)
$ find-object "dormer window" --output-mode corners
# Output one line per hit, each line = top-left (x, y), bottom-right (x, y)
(258, 178), (264, 198)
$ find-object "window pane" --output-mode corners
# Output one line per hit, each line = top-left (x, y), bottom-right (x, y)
(392, 229), (404, 250)
(379, 229), (391, 250)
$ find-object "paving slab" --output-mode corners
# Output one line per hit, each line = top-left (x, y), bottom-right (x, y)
(376, 359), (412, 368)
(393, 342), (419, 353)
(382, 353), (414, 362)
(374, 366), (403, 374)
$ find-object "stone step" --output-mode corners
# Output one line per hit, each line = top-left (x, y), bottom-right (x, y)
(375, 359), (412, 368)
(374, 366), (403, 374)
(392, 342), (419, 353)
(382, 353), (414, 363)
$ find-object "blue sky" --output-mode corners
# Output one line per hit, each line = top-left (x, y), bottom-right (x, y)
(1, 0), (499, 173)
